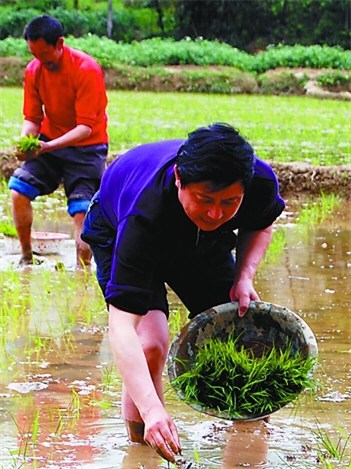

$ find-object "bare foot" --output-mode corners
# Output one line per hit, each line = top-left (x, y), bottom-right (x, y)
(19, 254), (43, 266)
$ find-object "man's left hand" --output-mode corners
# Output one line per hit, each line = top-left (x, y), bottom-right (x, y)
(230, 279), (260, 317)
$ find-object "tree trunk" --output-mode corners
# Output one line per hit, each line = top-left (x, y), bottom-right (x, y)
(107, 0), (113, 39)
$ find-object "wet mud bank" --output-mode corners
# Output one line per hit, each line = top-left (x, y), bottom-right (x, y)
(269, 161), (351, 199)
(1, 150), (350, 199)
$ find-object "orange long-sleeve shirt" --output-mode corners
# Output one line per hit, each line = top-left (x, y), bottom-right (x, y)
(23, 45), (108, 146)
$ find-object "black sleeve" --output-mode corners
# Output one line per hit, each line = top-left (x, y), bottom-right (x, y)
(235, 177), (286, 231)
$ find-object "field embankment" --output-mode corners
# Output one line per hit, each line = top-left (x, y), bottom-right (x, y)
(1, 56), (350, 100)
(0, 148), (349, 199)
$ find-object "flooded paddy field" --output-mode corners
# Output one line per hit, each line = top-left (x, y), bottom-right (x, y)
(0, 193), (350, 469)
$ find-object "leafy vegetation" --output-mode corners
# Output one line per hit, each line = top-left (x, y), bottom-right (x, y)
(258, 70), (308, 95)
(0, 36), (350, 72)
(316, 70), (351, 91)
(171, 335), (317, 419)
(0, 0), (349, 49)
(172, 0), (350, 50)
(0, 3), (160, 42)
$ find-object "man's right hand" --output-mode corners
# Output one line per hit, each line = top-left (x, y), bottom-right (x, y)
(143, 407), (181, 462)
(15, 149), (38, 161)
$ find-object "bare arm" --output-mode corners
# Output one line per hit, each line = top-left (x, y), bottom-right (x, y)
(38, 124), (92, 153)
(230, 225), (273, 316)
(17, 121), (92, 158)
(108, 305), (181, 462)
(20, 119), (41, 137)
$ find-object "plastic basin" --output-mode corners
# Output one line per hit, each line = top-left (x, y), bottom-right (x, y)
(167, 301), (318, 421)
(3, 231), (70, 255)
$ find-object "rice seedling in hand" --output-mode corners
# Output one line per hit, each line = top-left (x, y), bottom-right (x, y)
(15, 134), (41, 161)
(171, 335), (317, 420)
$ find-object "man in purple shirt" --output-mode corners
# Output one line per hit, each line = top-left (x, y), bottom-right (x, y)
(82, 123), (285, 462)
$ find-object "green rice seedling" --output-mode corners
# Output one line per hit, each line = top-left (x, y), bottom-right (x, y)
(9, 410), (40, 467)
(298, 193), (340, 227)
(296, 193), (341, 240)
(15, 135), (40, 153)
(67, 388), (81, 419)
(0, 453), (25, 469)
(193, 447), (201, 464)
(169, 307), (188, 337)
(48, 407), (64, 436)
(30, 410), (40, 445)
(172, 335), (317, 419)
(261, 228), (286, 266)
(0, 220), (17, 237)
(101, 363), (121, 393)
(313, 422), (351, 465)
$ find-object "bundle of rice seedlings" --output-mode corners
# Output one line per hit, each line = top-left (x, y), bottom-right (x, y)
(16, 134), (41, 152)
(171, 335), (317, 419)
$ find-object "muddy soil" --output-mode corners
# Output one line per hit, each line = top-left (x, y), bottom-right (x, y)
(1, 149), (350, 199)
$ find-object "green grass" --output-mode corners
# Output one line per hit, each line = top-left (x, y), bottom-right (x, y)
(1, 87), (350, 166)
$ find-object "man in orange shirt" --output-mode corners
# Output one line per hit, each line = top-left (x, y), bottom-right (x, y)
(9, 14), (108, 267)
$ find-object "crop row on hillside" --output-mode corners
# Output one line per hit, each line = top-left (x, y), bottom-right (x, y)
(0, 36), (350, 72)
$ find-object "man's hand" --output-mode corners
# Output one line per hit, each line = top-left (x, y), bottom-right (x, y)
(231, 226), (273, 316)
(230, 278), (260, 317)
(108, 307), (181, 462)
(143, 407), (181, 462)
(15, 136), (45, 161)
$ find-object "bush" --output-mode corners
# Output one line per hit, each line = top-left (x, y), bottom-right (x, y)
(0, 37), (29, 58)
(48, 7), (92, 37)
(253, 44), (351, 73)
(0, 8), (41, 39)
(316, 71), (351, 92)
(103, 64), (258, 94)
(0, 6), (162, 42)
(179, 68), (258, 94)
(258, 71), (308, 95)
(0, 56), (26, 85)
(0, 34), (350, 73)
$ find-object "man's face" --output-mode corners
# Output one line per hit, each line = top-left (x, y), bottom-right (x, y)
(175, 169), (245, 232)
(27, 37), (64, 71)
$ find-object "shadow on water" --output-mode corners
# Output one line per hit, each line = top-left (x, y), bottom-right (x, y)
(0, 195), (350, 468)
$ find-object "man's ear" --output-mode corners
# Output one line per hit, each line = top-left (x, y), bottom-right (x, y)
(174, 165), (181, 188)
(56, 37), (64, 50)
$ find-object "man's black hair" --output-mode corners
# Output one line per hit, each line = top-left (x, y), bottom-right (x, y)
(24, 14), (63, 46)
(175, 122), (256, 191)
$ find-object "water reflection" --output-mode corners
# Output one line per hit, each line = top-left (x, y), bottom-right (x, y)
(222, 420), (269, 467)
(0, 197), (350, 468)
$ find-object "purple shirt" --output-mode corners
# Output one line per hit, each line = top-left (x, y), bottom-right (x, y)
(97, 139), (285, 312)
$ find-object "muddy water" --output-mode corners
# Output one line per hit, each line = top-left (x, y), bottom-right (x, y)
(0, 196), (350, 468)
